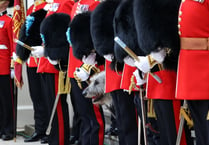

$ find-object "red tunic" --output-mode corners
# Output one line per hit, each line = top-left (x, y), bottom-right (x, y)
(105, 60), (122, 93)
(0, 14), (13, 75)
(176, 0), (209, 100)
(67, 0), (100, 78)
(120, 64), (139, 91)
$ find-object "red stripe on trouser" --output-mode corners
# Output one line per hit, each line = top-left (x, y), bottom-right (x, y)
(93, 105), (104, 145)
(55, 74), (65, 145)
(172, 100), (187, 145)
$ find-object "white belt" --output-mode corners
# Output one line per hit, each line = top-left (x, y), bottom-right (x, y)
(0, 45), (8, 49)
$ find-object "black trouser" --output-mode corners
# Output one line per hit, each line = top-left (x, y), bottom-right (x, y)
(40, 73), (69, 145)
(70, 78), (105, 145)
(187, 100), (209, 145)
(111, 90), (138, 145)
(0, 75), (14, 136)
(27, 67), (49, 135)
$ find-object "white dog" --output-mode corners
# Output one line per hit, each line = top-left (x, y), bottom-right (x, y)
(82, 71), (112, 105)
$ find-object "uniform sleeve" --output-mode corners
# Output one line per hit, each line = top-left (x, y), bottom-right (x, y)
(7, 18), (14, 57)
(58, 0), (74, 16)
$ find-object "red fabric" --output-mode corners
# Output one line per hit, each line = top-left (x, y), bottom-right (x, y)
(27, 57), (39, 67)
(14, 62), (23, 88)
(120, 64), (138, 91)
(105, 60), (122, 93)
(146, 70), (177, 100)
(0, 15), (13, 74)
(93, 105), (104, 145)
(37, 57), (59, 73)
(179, 0), (209, 37)
(67, 48), (83, 78)
(176, 49), (209, 100)
(26, 2), (47, 16)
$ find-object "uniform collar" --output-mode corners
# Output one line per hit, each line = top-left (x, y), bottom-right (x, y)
(0, 10), (7, 16)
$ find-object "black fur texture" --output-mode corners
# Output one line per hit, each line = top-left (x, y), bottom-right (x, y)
(133, 0), (181, 70)
(8, 0), (14, 7)
(40, 13), (70, 68)
(70, 12), (94, 60)
(16, 9), (47, 61)
(91, 0), (120, 56)
(113, 0), (145, 63)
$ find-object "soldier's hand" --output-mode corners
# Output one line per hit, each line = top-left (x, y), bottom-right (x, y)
(31, 46), (44, 58)
(150, 48), (166, 63)
(74, 67), (89, 81)
(123, 56), (135, 67)
(103, 54), (114, 62)
(134, 56), (151, 73)
(47, 57), (58, 65)
(82, 52), (97, 65)
(10, 69), (14, 79)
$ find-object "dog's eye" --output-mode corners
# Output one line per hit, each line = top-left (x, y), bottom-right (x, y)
(94, 80), (99, 85)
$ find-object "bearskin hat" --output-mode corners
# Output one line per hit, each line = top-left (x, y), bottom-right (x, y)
(91, 0), (120, 56)
(40, 13), (70, 63)
(16, 9), (47, 61)
(113, 0), (145, 63)
(133, 0), (181, 70)
(8, 0), (14, 7)
(70, 12), (93, 60)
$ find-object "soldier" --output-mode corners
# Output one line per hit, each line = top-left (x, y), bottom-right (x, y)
(176, 0), (209, 144)
(67, 1), (105, 145)
(91, 0), (139, 145)
(132, 0), (193, 145)
(15, 1), (49, 143)
(30, 0), (74, 145)
(0, 0), (14, 140)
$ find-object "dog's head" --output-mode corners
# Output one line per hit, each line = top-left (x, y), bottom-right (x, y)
(82, 71), (112, 105)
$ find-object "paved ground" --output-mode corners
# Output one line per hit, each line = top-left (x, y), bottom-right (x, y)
(0, 135), (119, 145)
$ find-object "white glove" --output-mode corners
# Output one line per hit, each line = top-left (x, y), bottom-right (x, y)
(103, 54), (114, 62)
(75, 67), (90, 81)
(82, 53), (97, 65)
(47, 57), (58, 65)
(133, 69), (146, 86)
(123, 56), (135, 67)
(150, 48), (166, 63)
(134, 56), (151, 73)
(31, 46), (44, 58)
(10, 69), (14, 79)
(12, 52), (18, 61)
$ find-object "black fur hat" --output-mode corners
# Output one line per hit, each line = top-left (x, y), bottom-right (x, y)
(70, 12), (93, 60)
(16, 9), (47, 61)
(40, 13), (70, 63)
(133, 0), (181, 70)
(8, 0), (14, 7)
(113, 0), (145, 63)
(91, 0), (120, 56)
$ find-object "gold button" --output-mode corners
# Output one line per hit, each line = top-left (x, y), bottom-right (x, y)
(178, 24), (181, 29)
(178, 17), (181, 22)
(178, 31), (181, 35)
(182, 0), (185, 2)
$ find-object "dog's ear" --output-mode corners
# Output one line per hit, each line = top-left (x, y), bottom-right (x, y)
(113, 0), (145, 63)
(91, 0), (120, 56)
(133, 0), (181, 70)
(69, 12), (93, 60)
(40, 13), (71, 62)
